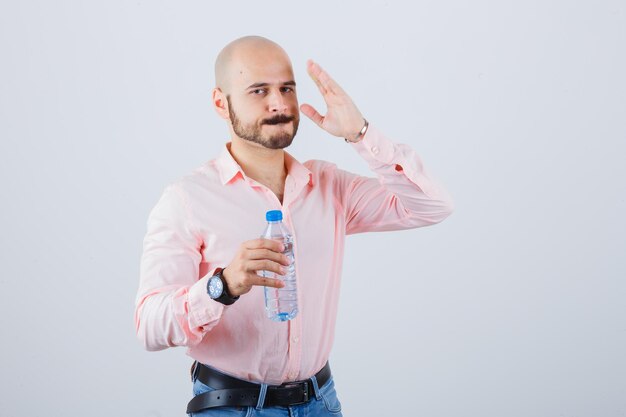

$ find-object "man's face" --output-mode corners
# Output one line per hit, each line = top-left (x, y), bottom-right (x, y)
(225, 52), (300, 149)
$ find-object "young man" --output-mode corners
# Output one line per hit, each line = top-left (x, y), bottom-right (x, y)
(136, 36), (454, 416)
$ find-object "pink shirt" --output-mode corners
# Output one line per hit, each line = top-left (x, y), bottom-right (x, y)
(135, 125), (453, 385)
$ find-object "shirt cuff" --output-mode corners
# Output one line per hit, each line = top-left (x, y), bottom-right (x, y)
(351, 124), (394, 165)
(349, 124), (442, 199)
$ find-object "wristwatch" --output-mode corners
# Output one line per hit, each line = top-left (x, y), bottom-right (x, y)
(207, 268), (240, 305)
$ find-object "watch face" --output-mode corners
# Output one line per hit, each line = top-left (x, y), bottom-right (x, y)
(208, 276), (224, 299)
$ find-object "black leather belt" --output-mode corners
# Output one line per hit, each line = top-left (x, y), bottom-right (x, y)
(186, 362), (331, 413)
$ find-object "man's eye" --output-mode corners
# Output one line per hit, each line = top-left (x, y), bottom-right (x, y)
(281, 87), (293, 93)
(252, 89), (266, 95)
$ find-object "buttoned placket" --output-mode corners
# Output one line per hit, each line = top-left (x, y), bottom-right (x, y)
(251, 175), (304, 381)
(282, 209), (303, 381)
(245, 162), (309, 382)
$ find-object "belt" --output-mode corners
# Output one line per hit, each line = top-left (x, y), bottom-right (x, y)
(186, 362), (331, 413)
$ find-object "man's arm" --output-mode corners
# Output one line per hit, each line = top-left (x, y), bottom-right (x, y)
(135, 184), (287, 351)
(339, 124), (453, 234)
(300, 60), (453, 233)
(135, 184), (218, 351)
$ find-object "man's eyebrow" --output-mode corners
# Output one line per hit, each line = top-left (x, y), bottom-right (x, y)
(246, 81), (297, 89)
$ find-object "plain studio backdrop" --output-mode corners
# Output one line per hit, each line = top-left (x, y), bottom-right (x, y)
(1, 1), (625, 416)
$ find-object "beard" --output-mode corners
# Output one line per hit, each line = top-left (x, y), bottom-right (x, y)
(227, 95), (299, 149)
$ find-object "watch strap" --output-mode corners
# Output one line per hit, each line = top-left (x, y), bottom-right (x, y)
(209, 268), (239, 306)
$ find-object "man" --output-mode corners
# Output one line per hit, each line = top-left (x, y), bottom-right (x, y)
(136, 36), (453, 416)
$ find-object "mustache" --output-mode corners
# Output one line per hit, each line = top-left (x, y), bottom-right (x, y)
(263, 114), (296, 125)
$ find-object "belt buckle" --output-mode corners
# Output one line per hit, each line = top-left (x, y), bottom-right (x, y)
(281, 381), (309, 405)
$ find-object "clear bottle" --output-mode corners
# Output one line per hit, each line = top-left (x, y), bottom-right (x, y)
(260, 210), (298, 321)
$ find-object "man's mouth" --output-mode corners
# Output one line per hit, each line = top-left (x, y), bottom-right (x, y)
(264, 116), (294, 125)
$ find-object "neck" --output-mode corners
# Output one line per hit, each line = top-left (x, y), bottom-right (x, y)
(228, 136), (287, 189)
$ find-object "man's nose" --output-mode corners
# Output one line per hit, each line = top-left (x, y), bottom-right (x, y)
(267, 90), (288, 113)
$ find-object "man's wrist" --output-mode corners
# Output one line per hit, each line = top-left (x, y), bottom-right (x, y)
(219, 267), (237, 298)
(207, 268), (240, 305)
(344, 118), (369, 143)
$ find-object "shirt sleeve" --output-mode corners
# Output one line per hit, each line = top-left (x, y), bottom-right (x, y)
(340, 124), (454, 235)
(135, 184), (224, 351)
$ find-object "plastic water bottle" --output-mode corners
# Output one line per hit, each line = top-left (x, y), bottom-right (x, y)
(261, 210), (298, 321)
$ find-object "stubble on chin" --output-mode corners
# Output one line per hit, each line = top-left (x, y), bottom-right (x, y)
(262, 122), (299, 149)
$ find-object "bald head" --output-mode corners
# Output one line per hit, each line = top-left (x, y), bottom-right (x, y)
(214, 36), (293, 94)
(211, 36), (300, 149)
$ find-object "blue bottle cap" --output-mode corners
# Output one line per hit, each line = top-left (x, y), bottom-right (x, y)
(266, 210), (283, 221)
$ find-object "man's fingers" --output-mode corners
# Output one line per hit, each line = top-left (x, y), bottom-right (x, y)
(306, 59), (328, 95)
(244, 238), (284, 252)
(307, 59), (342, 95)
(247, 248), (290, 266)
(300, 104), (324, 127)
(251, 274), (285, 289)
(248, 259), (287, 276)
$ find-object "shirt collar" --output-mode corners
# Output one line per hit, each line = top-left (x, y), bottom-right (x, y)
(215, 143), (313, 187)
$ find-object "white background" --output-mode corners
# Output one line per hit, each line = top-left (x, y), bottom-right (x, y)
(1, 1), (625, 416)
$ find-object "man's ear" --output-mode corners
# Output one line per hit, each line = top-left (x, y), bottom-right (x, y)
(212, 88), (230, 120)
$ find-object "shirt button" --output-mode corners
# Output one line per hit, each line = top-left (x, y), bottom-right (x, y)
(291, 336), (299, 344)
(371, 146), (379, 155)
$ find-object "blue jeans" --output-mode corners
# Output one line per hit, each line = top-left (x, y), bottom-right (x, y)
(188, 373), (343, 417)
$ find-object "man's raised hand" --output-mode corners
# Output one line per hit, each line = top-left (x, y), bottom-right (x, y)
(300, 59), (366, 141)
